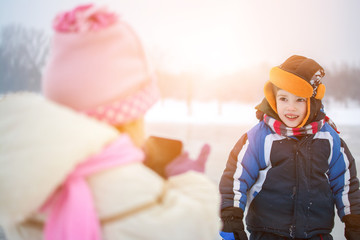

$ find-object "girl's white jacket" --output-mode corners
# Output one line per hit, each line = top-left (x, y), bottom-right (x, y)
(0, 93), (221, 240)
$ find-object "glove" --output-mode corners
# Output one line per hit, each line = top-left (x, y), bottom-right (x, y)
(143, 136), (183, 177)
(165, 144), (210, 177)
(343, 214), (360, 240)
(220, 207), (248, 240)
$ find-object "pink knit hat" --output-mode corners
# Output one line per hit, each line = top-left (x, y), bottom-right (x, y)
(42, 4), (159, 125)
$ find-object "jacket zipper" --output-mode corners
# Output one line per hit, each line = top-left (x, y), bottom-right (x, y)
(290, 142), (300, 239)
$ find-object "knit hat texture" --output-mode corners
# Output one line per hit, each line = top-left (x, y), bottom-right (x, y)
(263, 55), (325, 127)
(42, 4), (159, 125)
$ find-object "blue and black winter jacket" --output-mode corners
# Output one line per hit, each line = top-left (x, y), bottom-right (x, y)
(219, 121), (360, 238)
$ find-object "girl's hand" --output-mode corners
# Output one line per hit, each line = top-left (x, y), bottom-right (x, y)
(165, 144), (210, 177)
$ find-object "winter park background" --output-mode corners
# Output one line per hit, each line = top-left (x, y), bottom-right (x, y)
(1, 0), (360, 239)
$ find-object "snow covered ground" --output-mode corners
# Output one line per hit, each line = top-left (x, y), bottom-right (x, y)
(145, 99), (360, 240)
(146, 99), (360, 126)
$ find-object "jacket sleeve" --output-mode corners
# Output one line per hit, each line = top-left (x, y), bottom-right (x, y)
(160, 171), (221, 240)
(219, 131), (264, 212)
(328, 136), (360, 219)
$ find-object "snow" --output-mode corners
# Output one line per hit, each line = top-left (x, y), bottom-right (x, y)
(145, 98), (360, 240)
(145, 99), (360, 126)
(324, 98), (360, 125)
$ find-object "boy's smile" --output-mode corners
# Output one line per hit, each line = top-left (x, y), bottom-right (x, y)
(276, 89), (307, 128)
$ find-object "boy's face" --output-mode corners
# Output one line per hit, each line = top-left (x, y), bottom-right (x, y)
(276, 89), (307, 128)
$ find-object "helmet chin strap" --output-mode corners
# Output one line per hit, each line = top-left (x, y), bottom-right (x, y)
(296, 98), (311, 128)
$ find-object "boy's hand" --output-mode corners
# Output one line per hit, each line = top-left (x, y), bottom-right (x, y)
(220, 207), (248, 240)
(165, 144), (210, 177)
(343, 214), (360, 240)
(220, 231), (247, 240)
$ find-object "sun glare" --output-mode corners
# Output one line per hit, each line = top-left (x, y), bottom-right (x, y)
(163, 24), (247, 77)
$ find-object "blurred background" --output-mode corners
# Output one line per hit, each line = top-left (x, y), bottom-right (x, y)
(1, 0), (360, 102)
(1, 1), (359, 238)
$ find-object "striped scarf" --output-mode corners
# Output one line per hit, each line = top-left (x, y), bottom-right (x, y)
(263, 114), (326, 137)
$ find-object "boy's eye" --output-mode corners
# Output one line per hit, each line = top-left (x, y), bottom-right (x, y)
(278, 97), (287, 101)
(297, 98), (306, 102)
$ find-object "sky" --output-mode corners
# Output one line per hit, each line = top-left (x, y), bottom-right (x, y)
(1, 0), (360, 76)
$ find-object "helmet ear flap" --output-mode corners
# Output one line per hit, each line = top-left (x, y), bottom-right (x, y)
(314, 84), (326, 99)
(264, 81), (277, 113)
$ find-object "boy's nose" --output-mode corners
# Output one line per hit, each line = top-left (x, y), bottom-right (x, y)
(286, 103), (297, 111)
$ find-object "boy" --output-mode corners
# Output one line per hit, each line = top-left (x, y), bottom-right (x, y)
(219, 55), (360, 240)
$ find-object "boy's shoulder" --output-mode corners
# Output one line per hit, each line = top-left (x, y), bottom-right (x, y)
(243, 121), (275, 146)
(319, 122), (341, 139)
(314, 122), (346, 149)
(247, 120), (272, 137)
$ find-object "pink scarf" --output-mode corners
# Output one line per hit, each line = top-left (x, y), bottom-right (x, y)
(40, 134), (144, 240)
